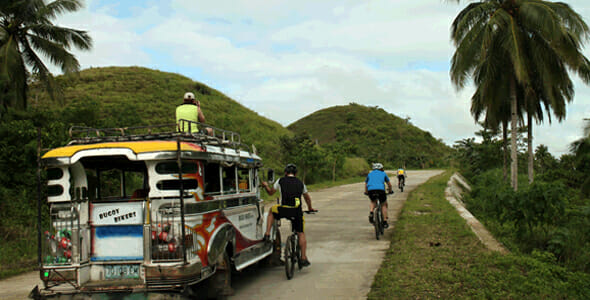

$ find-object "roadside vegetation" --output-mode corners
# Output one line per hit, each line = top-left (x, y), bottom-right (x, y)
(369, 171), (589, 299)
(454, 123), (590, 275)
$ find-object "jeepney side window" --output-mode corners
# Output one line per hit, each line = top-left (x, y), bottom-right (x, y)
(46, 167), (66, 198)
(204, 162), (221, 195)
(238, 167), (250, 192)
(155, 161), (198, 174)
(154, 160), (199, 192)
(222, 165), (237, 194)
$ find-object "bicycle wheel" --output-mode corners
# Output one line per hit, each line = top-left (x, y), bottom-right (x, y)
(374, 206), (382, 240)
(284, 235), (296, 279)
(379, 208), (384, 235)
(296, 239), (303, 270)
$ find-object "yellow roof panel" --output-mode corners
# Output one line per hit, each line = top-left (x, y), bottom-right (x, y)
(42, 141), (204, 159)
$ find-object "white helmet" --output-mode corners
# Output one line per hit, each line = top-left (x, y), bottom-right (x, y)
(372, 163), (383, 170)
(184, 92), (195, 100)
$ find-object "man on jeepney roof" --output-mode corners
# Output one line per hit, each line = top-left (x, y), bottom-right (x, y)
(176, 92), (213, 135)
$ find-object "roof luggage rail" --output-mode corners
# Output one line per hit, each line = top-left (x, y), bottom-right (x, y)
(67, 120), (251, 153)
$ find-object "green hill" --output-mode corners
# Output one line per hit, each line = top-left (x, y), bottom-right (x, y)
(287, 103), (451, 168)
(29, 66), (290, 167)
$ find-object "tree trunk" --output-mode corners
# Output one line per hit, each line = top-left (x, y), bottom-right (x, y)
(527, 112), (534, 184)
(332, 160), (336, 182)
(510, 78), (518, 191)
(502, 119), (508, 183)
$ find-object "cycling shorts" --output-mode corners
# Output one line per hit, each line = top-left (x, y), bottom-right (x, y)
(271, 205), (305, 233)
(398, 175), (405, 181)
(367, 190), (387, 203)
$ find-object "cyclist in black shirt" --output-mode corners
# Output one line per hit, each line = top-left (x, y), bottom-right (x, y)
(261, 164), (316, 267)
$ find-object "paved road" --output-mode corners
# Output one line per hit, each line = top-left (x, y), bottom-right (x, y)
(0, 170), (443, 300)
(230, 170), (444, 299)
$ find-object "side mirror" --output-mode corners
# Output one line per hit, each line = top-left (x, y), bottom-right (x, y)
(267, 169), (275, 183)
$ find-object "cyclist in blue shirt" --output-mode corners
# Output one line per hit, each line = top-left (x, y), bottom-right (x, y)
(365, 163), (393, 228)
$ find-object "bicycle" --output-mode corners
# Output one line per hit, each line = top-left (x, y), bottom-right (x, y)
(366, 191), (393, 240)
(284, 210), (317, 280)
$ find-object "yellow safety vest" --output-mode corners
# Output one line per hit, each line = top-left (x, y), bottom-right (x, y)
(176, 104), (199, 133)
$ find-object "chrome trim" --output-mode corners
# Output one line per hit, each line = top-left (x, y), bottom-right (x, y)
(233, 242), (273, 271)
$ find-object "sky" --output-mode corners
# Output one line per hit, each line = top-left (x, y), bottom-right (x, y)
(52, 0), (590, 156)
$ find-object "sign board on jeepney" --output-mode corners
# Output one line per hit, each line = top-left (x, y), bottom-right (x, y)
(91, 203), (144, 261)
(92, 203), (143, 225)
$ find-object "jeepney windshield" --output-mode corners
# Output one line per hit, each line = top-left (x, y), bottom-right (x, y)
(81, 156), (148, 201)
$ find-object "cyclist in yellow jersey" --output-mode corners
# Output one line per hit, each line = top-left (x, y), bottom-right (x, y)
(176, 92), (213, 135)
(397, 168), (406, 187)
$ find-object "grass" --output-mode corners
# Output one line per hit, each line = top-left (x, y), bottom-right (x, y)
(368, 171), (590, 299)
(0, 232), (38, 279)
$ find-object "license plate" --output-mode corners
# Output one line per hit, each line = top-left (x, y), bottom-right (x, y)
(104, 264), (140, 279)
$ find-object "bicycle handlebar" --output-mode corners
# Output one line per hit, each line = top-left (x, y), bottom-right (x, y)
(304, 210), (318, 214)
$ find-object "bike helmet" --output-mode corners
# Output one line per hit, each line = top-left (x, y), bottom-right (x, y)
(284, 164), (297, 175)
(184, 92), (195, 100)
(372, 163), (383, 170)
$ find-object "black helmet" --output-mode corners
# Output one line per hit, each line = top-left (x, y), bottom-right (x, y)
(284, 164), (297, 175)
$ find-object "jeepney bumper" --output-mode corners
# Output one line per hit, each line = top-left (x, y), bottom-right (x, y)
(32, 263), (214, 299)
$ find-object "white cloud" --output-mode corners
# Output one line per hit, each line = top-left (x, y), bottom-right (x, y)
(44, 0), (590, 157)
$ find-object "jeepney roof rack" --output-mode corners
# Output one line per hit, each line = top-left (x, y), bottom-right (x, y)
(67, 120), (253, 154)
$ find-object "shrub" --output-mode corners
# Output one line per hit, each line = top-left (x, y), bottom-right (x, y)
(340, 157), (369, 177)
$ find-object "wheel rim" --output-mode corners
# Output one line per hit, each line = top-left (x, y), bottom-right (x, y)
(374, 208), (381, 239)
(297, 241), (302, 270)
(285, 236), (295, 279)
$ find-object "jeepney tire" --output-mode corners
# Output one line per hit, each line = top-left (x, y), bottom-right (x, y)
(206, 251), (234, 299)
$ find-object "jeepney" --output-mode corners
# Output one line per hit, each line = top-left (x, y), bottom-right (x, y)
(32, 121), (276, 298)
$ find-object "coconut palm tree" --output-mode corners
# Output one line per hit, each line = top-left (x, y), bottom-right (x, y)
(0, 0), (92, 112)
(450, 0), (590, 190)
(469, 43), (520, 183)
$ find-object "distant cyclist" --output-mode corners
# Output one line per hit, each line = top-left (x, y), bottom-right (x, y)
(397, 167), (406, 188)
(365, 163), (393, 228)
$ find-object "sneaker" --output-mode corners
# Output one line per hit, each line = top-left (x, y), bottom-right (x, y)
(382, 221), (389, 229)
(369, 212), (374, 224)
(300, 259), (311, 267)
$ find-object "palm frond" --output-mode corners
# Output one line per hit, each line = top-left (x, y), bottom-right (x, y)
(28, 23), (92, 50)
(42, 0), (84, 19)
(18, 34), (59, 102)
(28, 34), (79, 73)
(451, 2), (497, 45)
